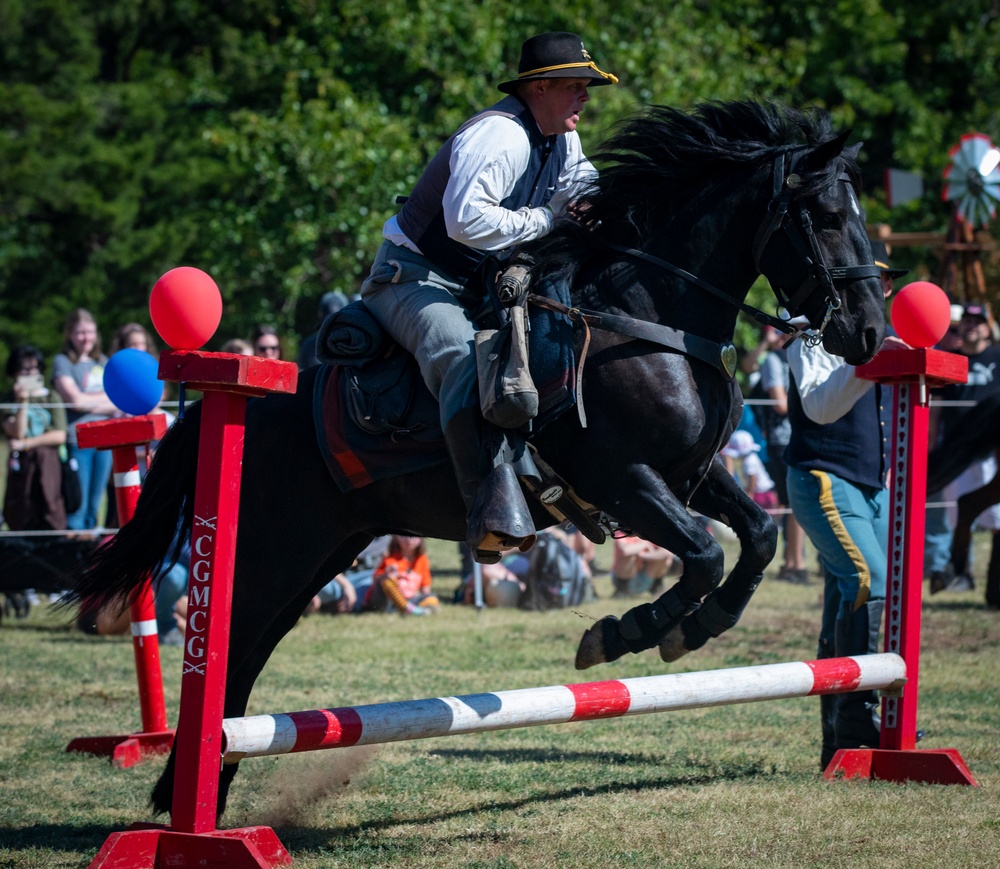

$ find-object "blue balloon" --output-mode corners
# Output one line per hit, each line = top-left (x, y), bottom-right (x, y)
(104, 349), (163, 416)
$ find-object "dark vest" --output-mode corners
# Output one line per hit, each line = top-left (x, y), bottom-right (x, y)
(785, 375), (890, 491)
(396, 95), (568, 285)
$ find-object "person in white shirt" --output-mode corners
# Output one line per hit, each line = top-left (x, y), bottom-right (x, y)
(785, 242), (908, 768)
(360, 32), (617, 564)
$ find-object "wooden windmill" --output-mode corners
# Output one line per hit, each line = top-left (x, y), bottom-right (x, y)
(939, 133), (1000, 305)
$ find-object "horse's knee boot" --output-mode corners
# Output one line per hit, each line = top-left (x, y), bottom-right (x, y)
(615, 588), (699, 656)
(659, 564), (762, 662)
(576, 588), (697, 670)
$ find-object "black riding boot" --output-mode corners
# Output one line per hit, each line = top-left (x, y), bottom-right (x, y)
(817, 635), (838, 770)
(986, 531), (1000, 609)
(832, 599), (883, 751)
(444, 408), (536, 564)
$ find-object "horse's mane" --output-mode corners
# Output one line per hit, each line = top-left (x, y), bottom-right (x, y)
(529, 100), (858, 284)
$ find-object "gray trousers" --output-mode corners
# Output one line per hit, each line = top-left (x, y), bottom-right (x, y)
(360, 240), (479, 428)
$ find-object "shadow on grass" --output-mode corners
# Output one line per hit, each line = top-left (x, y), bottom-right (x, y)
(274, 758), (784, 855)
(4, 757), (786, 860)
(428, 745), (686, 766)
(0, 821), (126, 853)
(924, 598), (993, 612)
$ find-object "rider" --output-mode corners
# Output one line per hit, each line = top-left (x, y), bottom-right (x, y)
(360, 32), (618, 563)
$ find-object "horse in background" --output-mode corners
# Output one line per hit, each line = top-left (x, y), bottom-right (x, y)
(68, 100), (887, 817)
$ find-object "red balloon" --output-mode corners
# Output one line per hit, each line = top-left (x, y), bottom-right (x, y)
(890, 281), (952, 349)
(149, 267), (223, 350)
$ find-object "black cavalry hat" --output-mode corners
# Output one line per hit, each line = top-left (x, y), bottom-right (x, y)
(870, 240), (909, 279)
(498, 32), (618, 94)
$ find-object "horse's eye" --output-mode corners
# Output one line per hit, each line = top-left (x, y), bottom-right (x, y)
(819, 212), (842, 230)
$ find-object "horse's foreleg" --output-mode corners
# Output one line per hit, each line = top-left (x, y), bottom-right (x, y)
(658, 462), (777, 662)
(575, 472), (725, 670)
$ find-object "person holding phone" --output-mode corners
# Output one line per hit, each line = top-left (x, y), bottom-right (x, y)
(2, 345), (68, 530)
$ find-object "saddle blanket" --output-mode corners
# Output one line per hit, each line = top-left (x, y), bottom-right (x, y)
(313, 363), (449, 494)
(313, 277), (576, 494)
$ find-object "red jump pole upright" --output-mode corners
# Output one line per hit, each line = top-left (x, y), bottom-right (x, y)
(67, 413), (175, 768)
(825, 347), (977, 785)
(88, 351), (297, 869)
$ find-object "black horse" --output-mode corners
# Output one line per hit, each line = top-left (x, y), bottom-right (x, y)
(70, 101), (886, 816)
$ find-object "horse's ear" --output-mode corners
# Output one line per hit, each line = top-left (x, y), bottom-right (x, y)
(803, 129), (853, 170)
(844, 142), (862, 161)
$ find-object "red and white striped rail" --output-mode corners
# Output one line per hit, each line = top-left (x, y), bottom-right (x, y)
(221, 653), (906, 762)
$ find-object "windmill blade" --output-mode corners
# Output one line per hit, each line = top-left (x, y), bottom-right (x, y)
(943, 133), (1000, 226)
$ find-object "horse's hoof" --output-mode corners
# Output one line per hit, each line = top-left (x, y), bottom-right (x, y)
(575, 616), (617, 670)
(658, 627), (691, 663)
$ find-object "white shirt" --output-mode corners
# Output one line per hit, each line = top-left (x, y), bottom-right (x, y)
(385, 114), (596, 253)
(786, 338), (875, 425)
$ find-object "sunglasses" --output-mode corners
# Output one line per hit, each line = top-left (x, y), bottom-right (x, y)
(256, 344), (281, 353)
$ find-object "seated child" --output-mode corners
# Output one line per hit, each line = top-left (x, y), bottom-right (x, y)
(366, 534), (439, 615)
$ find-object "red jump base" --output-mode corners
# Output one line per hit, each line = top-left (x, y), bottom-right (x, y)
(66, 730), (175, 770)
(88, 824), (291, 869)
(824, 747), (978, 785)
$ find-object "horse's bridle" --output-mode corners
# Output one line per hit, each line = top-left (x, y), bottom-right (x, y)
(601, 144), (882, 345)
(527, 142), (881, 429)
(750, 146), (882, 343)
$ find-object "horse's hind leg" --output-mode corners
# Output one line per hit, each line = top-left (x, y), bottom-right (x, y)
(658, 461), (778, 662)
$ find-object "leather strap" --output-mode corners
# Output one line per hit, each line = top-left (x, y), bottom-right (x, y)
(600, 240), (798, 335)
(528, 293), (737, 380)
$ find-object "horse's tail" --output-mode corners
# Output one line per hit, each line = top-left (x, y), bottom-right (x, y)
(66, 403), (202, 611)
(927, 394), (1000, 494)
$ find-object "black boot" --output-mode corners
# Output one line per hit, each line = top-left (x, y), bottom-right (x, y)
(444, 409), (536, 564)
(832, 599), (883, 751)
(817, 636), (838, 770)
(986, 531), (1000, 609)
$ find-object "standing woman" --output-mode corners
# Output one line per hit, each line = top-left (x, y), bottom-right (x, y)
(52, 309), (116, 529)
(2, 345), (68, 530)
(110, 321), (158, 357)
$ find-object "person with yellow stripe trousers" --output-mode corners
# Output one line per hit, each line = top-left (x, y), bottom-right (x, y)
(785, 241), (907, 769)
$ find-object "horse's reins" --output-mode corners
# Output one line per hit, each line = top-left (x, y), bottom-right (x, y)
(529, 144), (882, 435)
(598, 240), (798, 336)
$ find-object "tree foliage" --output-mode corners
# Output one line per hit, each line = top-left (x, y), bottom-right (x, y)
(2, 0), (998, 368)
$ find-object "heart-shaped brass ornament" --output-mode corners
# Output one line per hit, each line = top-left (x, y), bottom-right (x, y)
(720, 344), (738, 379)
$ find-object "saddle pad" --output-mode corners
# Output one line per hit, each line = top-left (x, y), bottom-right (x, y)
(313, 364), (450, 493)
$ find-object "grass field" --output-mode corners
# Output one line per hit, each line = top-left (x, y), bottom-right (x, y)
(1, 533), (999, 868)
